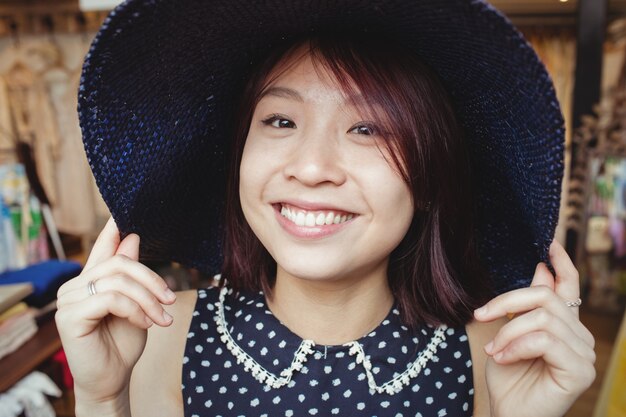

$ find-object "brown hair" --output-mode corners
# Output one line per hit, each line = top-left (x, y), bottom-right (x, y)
(221, 32), (495, 328)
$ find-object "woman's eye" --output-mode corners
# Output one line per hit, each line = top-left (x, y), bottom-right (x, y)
(349, 123), (377, 136)
(261, 115), (296, 129)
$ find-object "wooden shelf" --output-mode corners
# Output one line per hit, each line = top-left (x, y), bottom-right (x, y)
(0, 317), (61, 392)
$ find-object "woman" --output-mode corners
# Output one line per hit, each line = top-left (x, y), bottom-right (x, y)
(55, 1), (596, 416)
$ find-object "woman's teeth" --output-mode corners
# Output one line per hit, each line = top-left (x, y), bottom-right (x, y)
(280, 204), (354, 227)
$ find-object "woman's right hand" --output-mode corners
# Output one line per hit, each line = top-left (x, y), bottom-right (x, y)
(55, 216), (176, 408)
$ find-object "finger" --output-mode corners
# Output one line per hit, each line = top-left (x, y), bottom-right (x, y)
(116, 233), (140, 262)
(56, 273), (174, 327)
(490, 330), (596, 394)
(485, 307), (596, 361)
(83, 216), (121, 272)
(57, 254), (176, 305)
(56, 291), (156, 339)
(507, 262), (555, 321)
(549, 239), (581, 317)
(474, 286), (595, 348)
(530, 262), (555, 290)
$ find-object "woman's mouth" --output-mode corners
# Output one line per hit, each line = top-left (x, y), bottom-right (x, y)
(280, 204), (354, 227)
(278, 203), (355, 227)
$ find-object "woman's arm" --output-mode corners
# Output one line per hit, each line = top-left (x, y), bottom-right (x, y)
(467, 316), (508, 417)
(55, 218), (177, 417)
(129, 289), (198, 417)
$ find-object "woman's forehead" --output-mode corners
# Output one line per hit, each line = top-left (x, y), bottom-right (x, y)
(255, 41), (390, 122)
(260, 54), (373, 110)
(265, 55), (350, 99)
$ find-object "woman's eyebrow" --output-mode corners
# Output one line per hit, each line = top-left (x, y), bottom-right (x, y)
(259, 86), (365, 106)
(259, 86), (304, 102)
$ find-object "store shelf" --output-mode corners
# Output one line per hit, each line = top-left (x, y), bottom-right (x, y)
(0, 317), (61, 392)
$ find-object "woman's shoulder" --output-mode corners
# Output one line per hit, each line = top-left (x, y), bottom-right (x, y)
(128, 287), (208, 417)
(465, 316), (508, 417)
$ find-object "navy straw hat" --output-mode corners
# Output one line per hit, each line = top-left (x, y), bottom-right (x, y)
(78, 0), (565, 295)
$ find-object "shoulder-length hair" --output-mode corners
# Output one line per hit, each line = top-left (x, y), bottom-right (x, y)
(221, 32), (495, 328)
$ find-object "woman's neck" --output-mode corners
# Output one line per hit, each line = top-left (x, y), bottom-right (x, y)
(265, 265), (394, 346)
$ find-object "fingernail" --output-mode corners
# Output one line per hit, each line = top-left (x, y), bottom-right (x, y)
(164, 287), (176, 301)
(474, 306), (488, 316)
(494, 351), (504, 361)
(145, 316), (153, 326)
(163, 310), (173, 323)
(484, 341), (494, 354)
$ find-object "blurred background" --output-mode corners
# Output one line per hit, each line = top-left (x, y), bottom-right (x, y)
(0, 0), (624, 416)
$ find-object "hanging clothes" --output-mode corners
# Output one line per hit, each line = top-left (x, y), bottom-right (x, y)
(40, 36), (111, 234)
(0, 76), (16, 158)
(0, 38), (111, 236)
(3, 59), (61, 206)
(45, 67), (98, 235)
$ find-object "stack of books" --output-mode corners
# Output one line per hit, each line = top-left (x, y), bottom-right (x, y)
(0, 283), (36, 360)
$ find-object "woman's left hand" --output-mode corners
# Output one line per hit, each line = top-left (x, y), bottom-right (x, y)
(474, 239), (596, 417)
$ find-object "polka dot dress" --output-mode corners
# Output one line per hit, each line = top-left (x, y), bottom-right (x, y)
(182, 286), (474, 416)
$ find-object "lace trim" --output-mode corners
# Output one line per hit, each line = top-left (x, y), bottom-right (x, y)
(343, 324), (447, 395)
(214, 286), (315, 389)
(214, 286), (447, 394)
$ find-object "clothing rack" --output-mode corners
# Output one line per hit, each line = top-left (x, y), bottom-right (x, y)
(0, 6), (107, 38)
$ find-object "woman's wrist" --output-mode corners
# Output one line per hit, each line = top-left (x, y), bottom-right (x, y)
(74, 387), (131, 417)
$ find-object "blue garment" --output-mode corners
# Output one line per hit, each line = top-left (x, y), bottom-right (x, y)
(0, 260), (82, 307)
(182, 286), (474, 417)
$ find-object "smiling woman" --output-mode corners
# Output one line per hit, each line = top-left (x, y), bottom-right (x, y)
(223, 34), (494, 330)
(53, 1), (596, 417)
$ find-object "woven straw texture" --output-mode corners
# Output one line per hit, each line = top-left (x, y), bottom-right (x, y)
(78, 0), (565, 295)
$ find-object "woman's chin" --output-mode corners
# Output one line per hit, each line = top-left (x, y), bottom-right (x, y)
(276, 261), (348, 284)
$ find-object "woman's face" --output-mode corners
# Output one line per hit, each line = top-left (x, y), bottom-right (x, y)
(239, 51), (414, 282)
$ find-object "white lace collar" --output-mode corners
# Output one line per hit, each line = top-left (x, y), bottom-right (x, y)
(213, 286), (448, 395)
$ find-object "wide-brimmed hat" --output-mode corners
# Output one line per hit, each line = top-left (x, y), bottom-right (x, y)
(78, 0), (565, 295)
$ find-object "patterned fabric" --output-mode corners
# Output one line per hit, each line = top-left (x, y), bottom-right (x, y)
(182, 286), (474, 416)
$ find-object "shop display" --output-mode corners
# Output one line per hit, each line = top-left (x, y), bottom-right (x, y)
(0, 33), (110, 242)
(0, 3), (624, 417)
(567, 49), (626, 312)
(0, 301), (37, 361)
(0, 163), (48, 272)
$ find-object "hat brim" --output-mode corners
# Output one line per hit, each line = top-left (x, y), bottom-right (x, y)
(79, 0), (565, 294)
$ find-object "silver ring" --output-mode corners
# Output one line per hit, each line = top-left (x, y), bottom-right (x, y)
(565, 297), (582, 307)
(87, 280), (98, 296)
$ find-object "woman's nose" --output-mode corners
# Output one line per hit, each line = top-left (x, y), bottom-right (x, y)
(282, 130), (347, 187)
